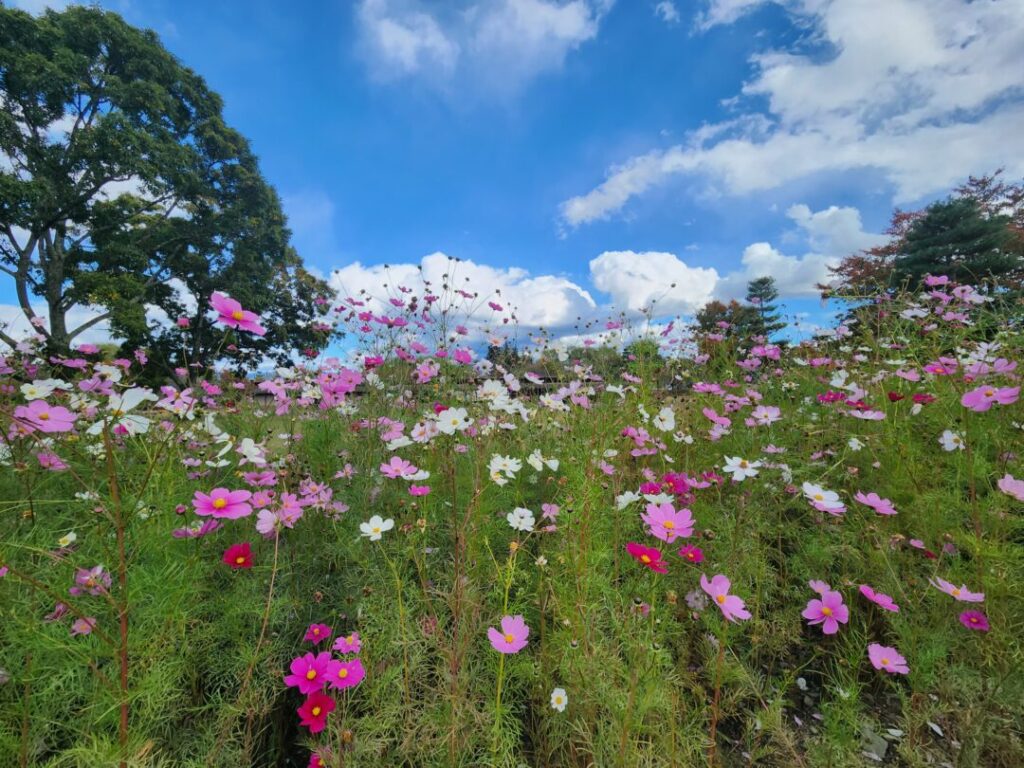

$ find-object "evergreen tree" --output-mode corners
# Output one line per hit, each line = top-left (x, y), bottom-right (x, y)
(745, 276), (786, 337)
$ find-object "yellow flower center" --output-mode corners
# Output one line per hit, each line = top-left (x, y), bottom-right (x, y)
(881, 657), (890, 666)
(338, 668), (348, 679)
(984, 389), (994, 397)
(716, 594), (726, 604)
(311, 706), (322, 717)
(952, 588), (961, 596)
(504, 633), (515, 643)
(554, 696), (563, 705)
(970, 617), (978, 624)
(346, 634), (355, 643)
(212, 498), (227, 509)
(663, 520), (675, 529)
(821, 607), (832, 616)
(231, 310), (244, 321)
(235, 556), (245, 565)
(372, 526), (380, 534)
(306, 669), (317, 680)
(38, 412), (50, 420)
(739, 460), (748, 468)
(312, 628), (320, 636)
(813, 494), (824, 501)
(640, 555), (651, 564)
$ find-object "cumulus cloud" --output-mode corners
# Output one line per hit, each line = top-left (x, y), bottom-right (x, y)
(355, 0), (612, 93)
(589, 250), (718, 315)
(0, 303), (118, 348)
(560, 0), (1024, 227)
(654, 2), (680, 25)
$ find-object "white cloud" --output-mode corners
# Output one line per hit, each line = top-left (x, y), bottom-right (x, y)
(355, 0), (612, 93)
(589, 250), (719, 315)
(560, 0), (1024, 227)
(697, 0), (773, 29)
(654, 1), (680, 25)
(0, 303), (117, 348)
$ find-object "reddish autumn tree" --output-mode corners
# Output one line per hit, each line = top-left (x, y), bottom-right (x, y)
(824, 169), (1024, 296)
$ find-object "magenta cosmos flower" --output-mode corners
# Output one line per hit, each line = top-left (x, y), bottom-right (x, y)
(959, 610), (989, 632)
(641, 502), (695, 543)
(961, 385), (1019, 412)
(677, 545), (704, 564)
(210, 291), (266, 336)
(487, 615), (530, 654)
(700, 574), (751, 623)
(867, 643), (909, 675)
(626, 542), (668, 573)
(284, 651), (333, 694)
(297, 690), (335, 734)
(859, 585), (899, 612)
(193, 488), (253, 519)
(13, 400), (77, 433)
(928, 576), (984, 602)
(326, 658), (365, 690)
(802, 590), (849, 634)
(304, 623), (332, 644)
(333, 632), (361, 654)
(854, 491), (898, 516)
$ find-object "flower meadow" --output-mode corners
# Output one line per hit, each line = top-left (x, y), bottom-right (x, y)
(1, 274), (1023, 767)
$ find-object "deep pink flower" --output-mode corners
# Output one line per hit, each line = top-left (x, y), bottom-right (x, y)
(959, 610), (989, 632)
(640, 502), (694, 543)
(222, 542), (253, 569)
(284, 652), (333, 694)
(928, 576), (984, 602)
(210, 291), (266, 336)
(859, 585), (899, 612)
(193, 488), (253, 519)
(326, 658), (366, 690)
(677, 545), (704, 564)
(304, 623), (333, 644)
(867, 643), (909, 674)
(700, 573), (751, 623)
(409, 484), (431, 496)
(854, 491), (898, 516)
(297, 691), (335, 734)
(487, 615), (530, 654)
(626, 542), (668, 574)
(802, 590), (849, 634)
(961, 385), (1019, 412)
(332, 632), (361, 654)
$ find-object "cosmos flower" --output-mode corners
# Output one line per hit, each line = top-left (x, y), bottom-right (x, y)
(867, 643), (909, 675)
(626, 542), (668, 574)
(959, 610), (989, 632)
(487, 615), (530, 654)
(222, 542), (253, 570)
(326, 658), (366, 690)
(360, 515), (394, 541)
(859, 585), (899, 612)
(802, 590), (849, 634)
(210, 292), (267, 336)
(297, 691), (336, 734)
(284, 652), (333, 695)
(640, 502), (694, 543)
(193, 488), (253, 519)
(550, 687), (568, 712)
(304, 623), (332, 644)
(928, 576), (984, 602)
(700, 574), (751, 623)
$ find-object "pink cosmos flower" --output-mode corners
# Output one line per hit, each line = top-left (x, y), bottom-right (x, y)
(297, 691), (335, 734)
(284, 652), (333, 694)
(304, 623), (333, 644)
(626, 542), (668, 574)
(867, 643), (909, 674)
(210, 291), (266, 336)
(854, 491), (898, 516)
(640, 502), (694, 543)
(961, 385), (1019, 412)
(193, 488), (253, 519)
(326, 658), (366, 690)
(171, 519), (223, 539)
(333, 632), (361, 654)
(959, 610), (989, 632)
(859, 585), (899, 612)
(677, 545), (704, 564)
(409, 484), (431, 496)
(487, 615), (530, 654)
(70, 566), (111, 596)
(71, 617), (97, 636)
(802, 590), (849, 634)
(13, 400), (77, 433)
(808, 579), (830, 595)
(700, 573), (751, 623)
(997, 474), (1024, 502)
(380, 455), (418, 479)
(928, 576), (984, 602)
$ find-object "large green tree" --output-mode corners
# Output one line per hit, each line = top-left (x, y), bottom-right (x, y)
(745, 275), (785, 338)
(0, 5), (334, 370)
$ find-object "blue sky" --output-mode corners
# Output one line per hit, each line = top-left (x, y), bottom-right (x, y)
(3, 0), (1024, 344)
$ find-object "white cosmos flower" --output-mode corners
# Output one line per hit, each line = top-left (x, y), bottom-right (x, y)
(506, 507), (535, 532)
(360, 515), (394, 541)
(550, 687), (568, 712)
(616, 491), (641, 510)
(723, 456), (762, 481)
(940, 430), (965, 451)
(802, 482), (843, 510)
(87, 388), (158, 435)
(652, 407), (675, 432)
(236, 437), (266, 465)
(437, 407), (471, 435)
